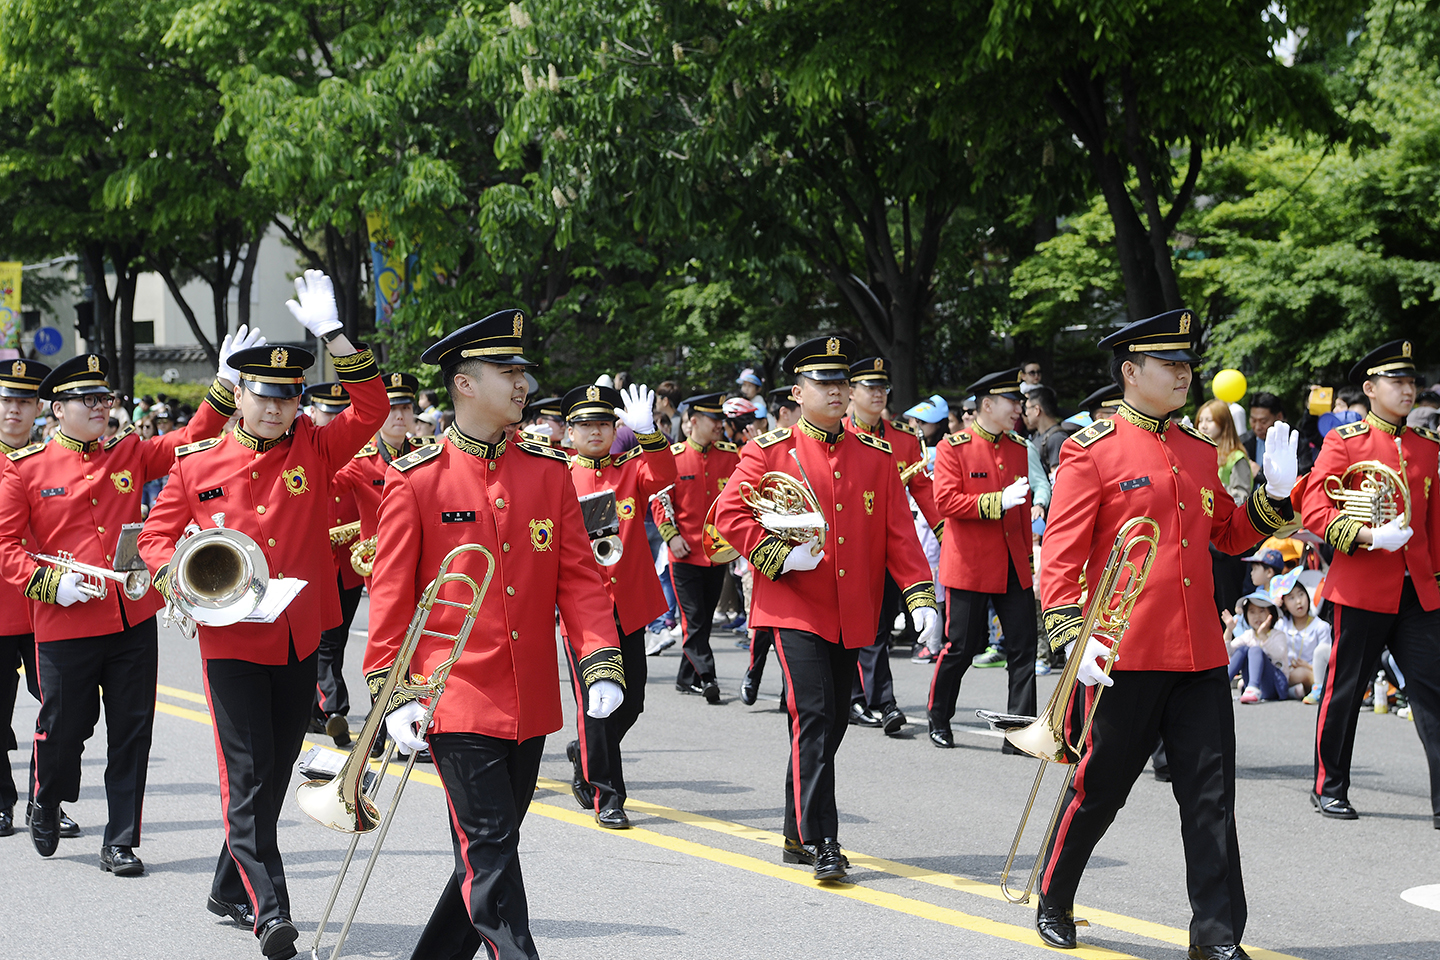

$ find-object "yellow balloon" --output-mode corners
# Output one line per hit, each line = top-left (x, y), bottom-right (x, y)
(1212, 369), (1248, 404)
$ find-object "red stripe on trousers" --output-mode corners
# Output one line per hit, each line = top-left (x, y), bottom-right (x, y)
(201, 658), (260, 933)
(432, 755), (500, 960)
(772, 634), (807, 844)
(1041, 682), (1096, 893)
(925, 600), (955, 711)
(1313, 605), (1342, 796)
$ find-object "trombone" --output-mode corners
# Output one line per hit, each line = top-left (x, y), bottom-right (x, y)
(29, 551), (151, 601)
(977, 516), (1159, 904)
(297, 542), (494, 960)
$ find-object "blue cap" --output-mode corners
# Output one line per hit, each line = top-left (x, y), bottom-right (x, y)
(736, 368), (762, 387)
(1241, 548), (1286, 572)
(903, 395), (950, 424)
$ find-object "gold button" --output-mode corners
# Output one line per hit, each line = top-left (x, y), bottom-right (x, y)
(838, 569), (846, 577)
(495, 497), (505, 508)
(19, 538), (25, 546)
(257, 505), (266, 514)
(506, 586), (515, 596)
(278, 573), (284, 579)
(85, 474), (92, 480)
(489, 462), (496, 471)
(97, 526), (104, 533)
(1173, 466), (1180, 474)
(838, 536), (845, 545)
(502, 542), (511, 552)
(91, 498), (98, 505)
(83, 455), (88, 461)
(834, 471), (841, 479)
(610, 576), (618, 584)
(105, 554), (112, 561)
(268, 538), (276, 547)
(835, 503), (843, 512)
(253, 472), (260, 479)
(511, 630), (519, 639)
(1184, 578), (1192, 586)
(333, 495), (339, 502)
(1178, 502), (1185, 511)
(1181, 538), (1189, 547)
(595, 470), (603, 477)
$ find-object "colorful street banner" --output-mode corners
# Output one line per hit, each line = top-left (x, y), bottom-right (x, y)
(0, 262), (21, 350)
(367, 213), (408, 326)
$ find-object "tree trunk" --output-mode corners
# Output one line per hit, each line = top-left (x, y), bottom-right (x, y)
(109, 244), (141, 405)
(79, 244), (115, 366)
(153, 259), (220, 367)
(236, 229), (262, 331)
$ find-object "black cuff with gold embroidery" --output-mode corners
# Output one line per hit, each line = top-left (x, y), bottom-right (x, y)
(578, 647), (626, 689)
(636, 429), (669, 452)
(902, 581), (938, 612)
(932, 519), (945, 542)
(1325, 514), (1365, 555)
(1043, 603), (1084, 653)
(152, 563), (172, 602)
(24, 566), (62, 605)
(203, 378), (238, 418)
(366, 665), (418, 713)
(978, 492), (1003, 521)
(658, 521), (680, 542)
(749, 535), (794, 581)
(1245, 485), (1292, 536)
(332, 346), (380, 384)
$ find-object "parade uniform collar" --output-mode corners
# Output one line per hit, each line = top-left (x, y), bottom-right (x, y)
(1115, 401), (1170, 434)
(574, 452), (612, 469)
(969, 421), (1001, 444)
(686, 437), (711, 454)
(1365, 411), (1405, 437)
(849, 414), (884, 437)
(54, 431), (102, 454)
(0, 437), (22, 455)
(797, 418), (845, 444)
(447, 424), (506, 459)
(234, 425), (287, 453)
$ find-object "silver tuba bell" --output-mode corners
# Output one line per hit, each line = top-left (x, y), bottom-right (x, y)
(165, 514), (269, 636)
(578, 490), (623, 567)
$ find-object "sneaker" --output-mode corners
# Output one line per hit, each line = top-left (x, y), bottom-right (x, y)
(911, 645), (935, 664)
(729, 615), (747, 634)
(973, 646), (1007, 668)
(645, 631), (676, 656)
(1302, 688), (1321, 705)
(1288, 684), (1307, 701)
(1035, 659), (1052, 677)
(1240, 687), (1260, 704)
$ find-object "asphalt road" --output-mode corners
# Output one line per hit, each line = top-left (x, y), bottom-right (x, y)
(2, 598), (1437, 960)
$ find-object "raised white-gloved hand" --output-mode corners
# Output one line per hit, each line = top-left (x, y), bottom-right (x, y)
(1368, 517), (1414, 553)
(586, 680), (624, 719)
(217, 324), (267, 384)
(1262, 421), (1300, 498)
(914, 606), (942, 654)
(1000, 477), (1031, 511)
(1064, 636), (1114, 688)
(384, 701), (429, 753)
(285, 269), (343, 339)
(617, 383), (656, 434)
(55, 572), (92, 607)
(780, 537), (824, 574)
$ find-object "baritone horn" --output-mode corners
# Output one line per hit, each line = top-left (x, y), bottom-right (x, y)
(350, 535), (378, 577)
(298, 543), (493, 960)
(28, 551), (151, 601)
(1323, 459), (1411, 547)
(977, 516), (1159, 905)
(163, 517), (270, 639)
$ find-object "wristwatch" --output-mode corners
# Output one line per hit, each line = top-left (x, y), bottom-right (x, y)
(320, 327), (345, 343)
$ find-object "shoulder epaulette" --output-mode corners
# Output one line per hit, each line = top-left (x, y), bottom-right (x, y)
(1070, 419), (1116, 448)
(1335, 421), (1369, 439)
(713, 440), (739, 453)
(519, 429), (553, 446)
(889, 418), (919, 436)
(947, 432), (971, 446)
(670, 441), (688, 455)
(6, 442), (45, 462)
(855, 432), (892, 454)
(175, 437), (223, 458)
(754, 428), (791, 448)
(353, 441), (378, 459)
(104, 423), (135, 450)
(1177, 421), (1217, 446)
(1410, 425), (1439, 444)
(1006, 430), (1029, 447)
(410, 435), (438, 447)
(393, 443), (443, 472)
(614, 445), (643, 466)
(517, 439), (571, 462)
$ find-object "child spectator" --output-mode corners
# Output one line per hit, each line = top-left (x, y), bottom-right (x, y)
(1222, 592), (1291, 703)
(1240, 547), (1286, 592)
(1269, 569), (1329, 700)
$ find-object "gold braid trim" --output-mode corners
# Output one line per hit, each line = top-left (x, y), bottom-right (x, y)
(24, 567), (62, 605)
(1325, 514), (1364, 556)
(152, 564), (172, 602)
(658, 521), (680, 542)
(932, 519), (945, 542)
(635, 429), (669, 452)
(1245, 484), (1292, 536)
(1043, 603), (1084, 653)
(365, 666), (418, 713)
(978, 491), (1004, 521)
(902, 581), (938, 612)
(578, 648), (626, 689)
(332, 348), (380, 383)
(204, 379), (237, 417)
(749, 535), (793, 581)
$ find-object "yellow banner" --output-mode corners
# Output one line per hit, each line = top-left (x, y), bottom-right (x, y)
(0, 263), (20, 350)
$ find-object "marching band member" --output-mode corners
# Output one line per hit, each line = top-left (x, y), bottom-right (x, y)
(656, 393), (739, 703)
(139, 272), (387, 960)
(713, 336), (938, 881)
(1302, 340), (1440, 827)
(560, 382), (676, 828)
(927, 367), (1037, 750)
(1036, 310), (1296, 959)
(362, 310), (623, 960)
(0, 333), (253, 873)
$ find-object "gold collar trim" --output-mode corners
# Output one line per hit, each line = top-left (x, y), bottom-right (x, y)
(574, 453), (612, 469)
(797, 418), (844, 444)
(0, 438), (22, 455)
(234, 426), (287, 453)
(447, 424), (506, 459)
(849, 414), (882, 437)
(686, 437), (710, 454)
(969, 421), (1000, 444)
(1115, 401), (1168, 434)
(1364, 411), (1404, 437)
(54, 431), (102, 453)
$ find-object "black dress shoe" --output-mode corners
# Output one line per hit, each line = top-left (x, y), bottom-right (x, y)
(849, 702), (882, 727)
(413, 749), (432, 764)
(325, 713), (352, 747)
(878, 702), (907, 735)
(928, 725), (954, 749)
(1434, 814), (1440, 831)
(596, 807), (631, 829)
(100, 844), (145, 876)
(782, 836), (816, 865)
(1154, 765), (1172, 782)
(29, 803), (58, 857)
(1312, 793), (1359, 819)
(813, 838), (847, 881)
(1188, 945), (1252, 960)
(740, 677), (758, 705)
(566, 740), (594, 810)
(675, 682), (703, 695)
(1036, 894), (1085, 949)
(0, 807), (12, 838)
(27, 802), (80, 838)
(702, 679), (722, 704)
(307, 715), (328, 735)
(207, 895), (256, 927)
(257, 917), (299, 960)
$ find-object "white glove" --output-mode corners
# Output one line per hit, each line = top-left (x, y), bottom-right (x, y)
(914, 607), (942, 654)
(1368, 517), (1414, 553)
(1064, 636), (1114, 688)
(285, 269), (343, 338)
(217, 324), (267, 383)
(1000, 477), (1031, 511)
(586, 680), (625, 719)
(1262, 421), (1300, 498)
(384, 701), (429, 753)
(780, 537), (824, 574)
(55, 572), (92, 607)
(617, 384), (656, 435)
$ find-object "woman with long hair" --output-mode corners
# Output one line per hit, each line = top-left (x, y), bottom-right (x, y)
(1196, 397), (1252, 505)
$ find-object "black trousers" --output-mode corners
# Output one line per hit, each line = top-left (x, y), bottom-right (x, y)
(1040, 667), (1245, 948)
(1, 632), (38, 810)
(747, 628), (774, 688)
(927, 561), (1037, 730)
(670, 562), (726, 686)
(32, 618), (157, 846)
(412, 733), (545, 960)
(565, 618), (647, 812)
(204, 644), (317, 930)
(1315, 580), (1440, 812)
(314, 576), (364, 719)
(852, 576), (901, 709)
(774, 630), (859, 843)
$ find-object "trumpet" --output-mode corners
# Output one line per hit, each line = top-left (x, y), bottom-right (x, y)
(978, 516), (1159, 904)
(328, 521), (361, 546)
(299, 543), (494, 960)
(29, 551), (151, 601)
(1323, 459), (1410, 546)
(350, 535), (378, 577)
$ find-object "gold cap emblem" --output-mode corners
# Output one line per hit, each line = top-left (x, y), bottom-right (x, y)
(330, 384), (343, 397)
(513, 312), (524, 337)
(390, 372), (403, 387)
(873, 359), (883, 370)
(270, 347), (289, 368)
(10, 360), (22, 377)
(1179, 311), (1192, 334)
(825, 337), (840, 356)
(86, 355), (100, 373)
(1403, 341), (1412, 358)
(586, 385), (600, 402)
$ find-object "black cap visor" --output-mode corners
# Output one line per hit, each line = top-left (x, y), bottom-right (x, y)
(0, 385), (40, 399)
(798, 368), (851, 383)
(1134, 347), (1203, 364)
(243, 379), (305, 399)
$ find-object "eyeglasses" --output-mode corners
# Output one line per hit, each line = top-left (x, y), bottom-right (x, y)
(67, 394), (115, 410)
(1022, 368), (1042, 377)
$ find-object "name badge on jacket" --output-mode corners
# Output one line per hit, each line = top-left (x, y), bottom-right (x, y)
(40, 487), (65, 498)
(1118, 476), (1151, 492)
(198, 487), (225, 502)
(441, 511), (476, 523)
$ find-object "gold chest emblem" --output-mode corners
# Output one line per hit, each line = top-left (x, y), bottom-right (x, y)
(1200, 487), (1215, 518)
(717, 476), (727, 494)
(529, 517), (554, 551)
(863, 490), (875, 515)
(616, 496), (636, 521)
(282, 465), (309, 496)
(110, 470), (134, 494)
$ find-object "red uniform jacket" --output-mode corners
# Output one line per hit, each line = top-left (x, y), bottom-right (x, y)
(933, 422), (1033, 593)
(328, 485), (365, 591)
(654, 438), (739, 566)
(138, 352), (388, 664)
(361, 427), (623, 741)
(332, 434), (438, 587)
(1040, 403), (1288, 672)
(566, 432), (677, 635)
(0, 381), (233, 641)
(1300, 413), (1440, 614)
(712, 420), (936, 648)
(845, 415), (940, 530)
(0, 439), (34, 635)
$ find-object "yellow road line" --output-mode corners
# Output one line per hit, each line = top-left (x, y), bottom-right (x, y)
(156, 683), (208, 705)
